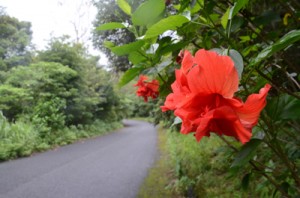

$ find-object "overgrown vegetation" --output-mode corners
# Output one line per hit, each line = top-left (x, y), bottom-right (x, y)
(0, 111), (122, 161)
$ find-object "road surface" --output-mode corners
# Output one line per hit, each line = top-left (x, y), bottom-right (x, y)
(0, 120), (157, 198)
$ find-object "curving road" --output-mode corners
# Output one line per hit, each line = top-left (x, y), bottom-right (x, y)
(0, 120), (157, 198)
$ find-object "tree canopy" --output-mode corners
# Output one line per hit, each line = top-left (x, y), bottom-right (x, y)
(0, 10), (32, 71)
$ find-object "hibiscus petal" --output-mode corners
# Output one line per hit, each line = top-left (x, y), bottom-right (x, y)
(161, 93), (175, 111)
(134, 75), (148, 86)
(235, 84), (271, 128)
(194, 111), (214, 141)
(195, 106), (252, 144)
(188, 49), (239, 98)
(181, 50), (194, 74)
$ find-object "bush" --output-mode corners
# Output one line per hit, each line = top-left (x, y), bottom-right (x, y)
(31, 97), (66, 137)
(0, 112), (39, 160)
(165, 128), (256, 197)
(0, 111), (123, 161)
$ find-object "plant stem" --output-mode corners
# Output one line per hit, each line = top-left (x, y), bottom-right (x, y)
(255, 68), (300, 100)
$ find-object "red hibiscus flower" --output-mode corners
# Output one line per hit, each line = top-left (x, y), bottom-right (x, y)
(134, 75), (159, 102)
(161, 49), (271, 144)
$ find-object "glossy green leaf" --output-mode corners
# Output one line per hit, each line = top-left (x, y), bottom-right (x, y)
(231, 139), (262, 169)
(230, 17), (244, 32)
(144, 15), (189, 39)
(111, 40), (145, 56)
(156, 58), (172, 72)
(117, 0), (131, 15)
(159, 41), (190, 55)
(128, 51), (147, 64)
(118, 67), (144, 87)
(231, 0), (249, 18)
(266, 93), (300, 121)
(250, 30), (300, 67)
(221, 8), (230, 29)
(229, 49), (244, 79)
(222, 0), (248, 30)
(144, 58), (172, 75)
(172, 116), (182, 126)
(132, 0), (165, 26)
(97, 22), (125, 31)
(239, 35), (251, 43)
(190, 0), (203, 14)
(103, 40), (115, 49)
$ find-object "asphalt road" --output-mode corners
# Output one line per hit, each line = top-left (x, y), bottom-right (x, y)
(0, 120), (158, 198)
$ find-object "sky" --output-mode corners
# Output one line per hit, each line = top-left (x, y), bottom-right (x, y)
(0, 0), (108, 64)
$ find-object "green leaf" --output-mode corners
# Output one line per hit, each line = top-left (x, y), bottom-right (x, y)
(222, 0), (248, 30)
(156, 59), (172, 72)
(239, 35), (251, 43)
(159, 41), (190, 55)
(103, 41), (115, 49)
(229, 49), (244, 79)
(128, 51), (147, 64)
(221, 8), (230, 29)
(144, 15), (189, 39)
(172, 116), (182, 126)
(111, 40), (145, 56)
(266, 93), (300, 121)
(231, 0), (249, 18)
(118, 67), (144, 87)
(230, 17), (244, 32)
(241, 173), (251, 191)
(231, 139), (262, 169)
(117, 0), (131, 15)
(250, 30), (300, 67)
(144, 58), (172, 74)
(190, 0), (203, 14)
(96, 22), (126, 31)
(132, 0), (165, 26)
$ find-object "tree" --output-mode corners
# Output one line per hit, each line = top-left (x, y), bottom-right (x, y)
(92, 0), (143, 72)
(0, 9), (32, 70)
(0, 62), (77, 120)
(37, 37), (122, 124)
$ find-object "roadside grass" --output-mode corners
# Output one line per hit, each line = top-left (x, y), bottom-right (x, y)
(138, 124), (256, 198)
(137, 125), (181, 198)
(130, 117), (154, 123)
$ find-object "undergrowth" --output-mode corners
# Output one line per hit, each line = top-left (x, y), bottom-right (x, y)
(0, 113), (123, 161)
(139, 124), (266, 197)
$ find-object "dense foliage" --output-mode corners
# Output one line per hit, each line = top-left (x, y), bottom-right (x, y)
(96, 0), (300, 196)
(0, 8), (32, 71)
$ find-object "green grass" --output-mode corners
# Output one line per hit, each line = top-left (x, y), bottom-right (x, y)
(130, 117), (155, 123)
(137, 125), (181, 198)
(138, 124), (256, 197)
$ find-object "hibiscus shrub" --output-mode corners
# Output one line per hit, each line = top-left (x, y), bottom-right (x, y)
(96, 0), (300, 197)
